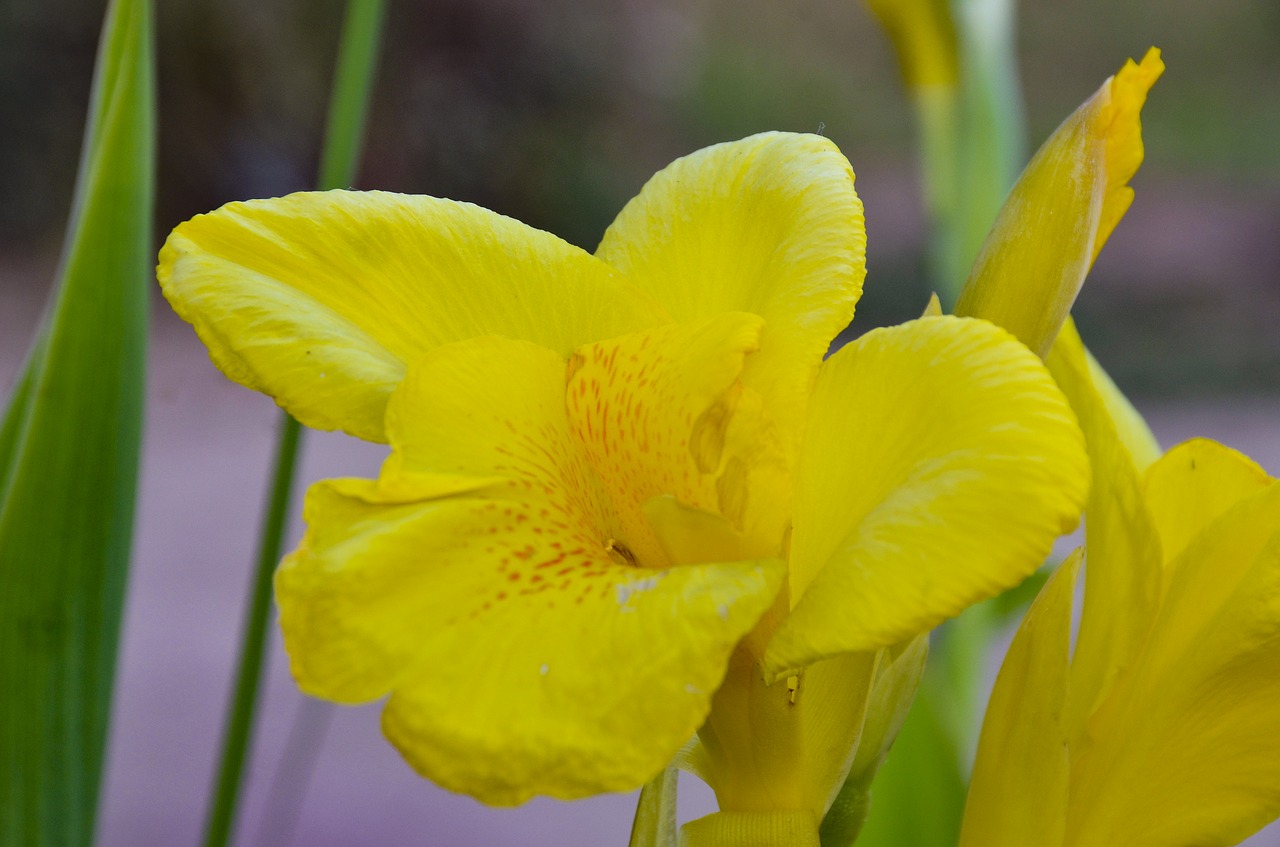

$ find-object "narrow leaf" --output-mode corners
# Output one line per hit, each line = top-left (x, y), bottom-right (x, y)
(0, 0), (154, 844)
(0, 350), (41, 503)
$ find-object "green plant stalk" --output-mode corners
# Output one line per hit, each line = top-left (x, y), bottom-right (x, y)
(953, 0), (1025, 279)
(199, 1), (388, 845)
(200, 418), (302, 847)
(913, 85), (963, 302)
(0, 0), (153, 843)
(318, 0), (387, 191)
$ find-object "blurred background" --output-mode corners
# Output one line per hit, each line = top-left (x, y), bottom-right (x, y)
(1, 0), (1278, 844)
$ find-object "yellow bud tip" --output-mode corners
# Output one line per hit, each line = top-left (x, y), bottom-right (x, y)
(921, 292), (943, 317)
(953, 48), (1164, 358)
(1095, 47), (1165, 259)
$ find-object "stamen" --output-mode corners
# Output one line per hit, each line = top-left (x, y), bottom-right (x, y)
(604, 538), (638, 567)
(787, 674), (801, 706)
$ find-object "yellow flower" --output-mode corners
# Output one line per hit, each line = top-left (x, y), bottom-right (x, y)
(158, 132), (1087, 818)
(960, 322), (1280, 847)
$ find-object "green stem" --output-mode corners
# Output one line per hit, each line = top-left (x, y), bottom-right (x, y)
(913, 85), (962, 303)
(199, 1), (387, 844)
(318, 0), (387, 191)
(953, 0), (1025, 280)
(201, 416), (303, 847)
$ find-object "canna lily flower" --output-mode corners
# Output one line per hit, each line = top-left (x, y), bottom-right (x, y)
(158, 132), (1088, 831)
(960, 321), (1280, 847)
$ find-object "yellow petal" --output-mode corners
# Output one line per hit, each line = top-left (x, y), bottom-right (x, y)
(1143, 437), (1273, 567)
(596, 132), (866, 456)
(644, 495), (746, 566)
(959, 550), (1080, 847)
(765, 316), (1088, 674)
(1094, 49), (1165, 260)
(1080, 329), (1161, 471)
(1067, 484), (1280, 847)
(1046, 318), (1162, 723)
(276, 335), (785, 803)
(955, 49), (1163, 357)
(159, 190), (665, 442)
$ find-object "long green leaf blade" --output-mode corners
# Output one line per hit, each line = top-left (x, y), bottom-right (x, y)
(0, 0), (154, 843)
(0, 351), (41, 504)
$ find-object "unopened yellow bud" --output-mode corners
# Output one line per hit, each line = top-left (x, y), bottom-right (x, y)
(865, 0), (960, 89)
(955, 49), (1164, 357)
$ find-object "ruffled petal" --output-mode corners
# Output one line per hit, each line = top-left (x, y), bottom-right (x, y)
(159, 190), (665, 441)
(764, 316), (1088, 674)
(276, 335), (784, 803)
(596, 132), (866, 456)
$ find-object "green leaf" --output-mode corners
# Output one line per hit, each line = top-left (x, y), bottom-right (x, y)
(0, 0), (154, 843)
(629, 768), (679, 847)
(0, 351), (41, 503)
